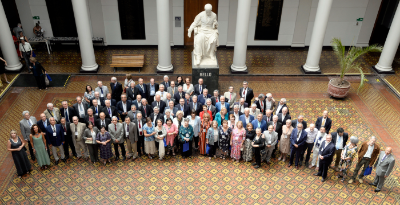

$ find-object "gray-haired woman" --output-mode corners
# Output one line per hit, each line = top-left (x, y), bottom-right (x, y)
(337, 136), (359, 182)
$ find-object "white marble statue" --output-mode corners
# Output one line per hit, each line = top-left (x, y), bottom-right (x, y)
(188, 4), (219, 66)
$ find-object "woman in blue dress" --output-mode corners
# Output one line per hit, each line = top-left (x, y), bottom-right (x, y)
(143, 117), (156, 159)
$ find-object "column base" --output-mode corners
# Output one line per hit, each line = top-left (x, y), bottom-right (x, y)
(156, 64), (174, 73)
(372, 65), (395, 74)
(80, 65), (100, 73)
(5, 63), (24, 73)
(230, 64), (248, 74)
(301, 65), (321, 74)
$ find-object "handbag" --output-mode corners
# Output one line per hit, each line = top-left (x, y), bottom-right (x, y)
(183, 141), (189, 152)
(206, 144), (210, 154)
(364, 166), (372, 176)
(32, 50), (36, 57)
(163, 137), (167, 147)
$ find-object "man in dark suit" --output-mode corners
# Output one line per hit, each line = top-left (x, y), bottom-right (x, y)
(152, 94), (166, 114)
(292, 115), (307, 130)
(263, 110), (273, 124)
(149, 107), (163, 124)
(92, 92), (104, 107)
(211, 90), (221, 106)
(314, 135), (335, 182)
(198, 88), (211, 105)
(132, 95), (142, 111)
(37, 113), (51, 156)
(194, 78), (207, 95)
(102, 100), (118, 120)
(268, 115), (282, 158)
(116, 94), (132, 121)
(255, 94), (266, 114)
(175, 98), (190, 117)
(331, 128), (349, 171)
(164, 93), (175, 106)
(60, 101), (75, 123)
(189, 95), (203, 115)
(251, 114), (267, 133)
(289, 123), (307, 169)
(136, 78), (147, 99)
(45, 117), (65, 165)
(134, 112), (146, 156)
(315, 110), (332, 134)
(146, 78), (159, 105)
(105, 93), (117, 107)
(239, 81), (254, 106)
(95, 112), (111, 131)
(205, 99), (217, 119)
(234, 98), (248, 114)
(277, 107), (291, 124)
(110, 77), (123, 102)
(126, 81), (139, 102)
(60, 117), (77, 159)
(140, 98), (152, 118)
(90, 99), (103, 117)
(160, 75), (171, 90)
(174, 86), (186, 102)
(275, 98), (289, 115)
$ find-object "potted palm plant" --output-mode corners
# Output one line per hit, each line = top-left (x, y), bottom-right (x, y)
(328, 38), (383, 98)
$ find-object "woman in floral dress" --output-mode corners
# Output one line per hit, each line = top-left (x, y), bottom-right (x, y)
(218, 120), (232, 159)
(230, 121), (245, 162)
(338, 136), (359, 182)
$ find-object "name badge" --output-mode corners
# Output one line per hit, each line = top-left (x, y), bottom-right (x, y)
(235, 136), (239, 140)
(186, 133), (189, 138)
(64, 132), (67, 135)
(268, 141), (271, 144)
(95, 113), (98, 115)
(283, 135), (287, 139)
(203, 129), (206, 133)
(75, 132), (78, 135)
(101, 94), (104, 97)
(53, 133), (56, 136)
(126, 132), (129, 136)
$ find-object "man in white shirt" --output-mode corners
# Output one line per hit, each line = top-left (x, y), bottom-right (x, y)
(239, 108), (254, 127)
(223, 86), (236, 109)
(73, 96), (88, 123)
(95, 81), (109, 102)
(275, 98), (288, 115)
(90, 99), (103, 116)
(310, 127), (327, 170)
(155, 84), (167, 101)
(230, 105), (241, 125)
(303, 124), (319, 167)
(264, 93), (275, 111)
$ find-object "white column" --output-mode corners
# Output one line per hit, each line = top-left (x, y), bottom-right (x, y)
(0, 1), (23, 71)
(302, 0), (333, 73)
(230, 0), (252, 73)
(156, 0), (173, 72)
(71, 0), (98, 72)
(374, 2), (400, 73)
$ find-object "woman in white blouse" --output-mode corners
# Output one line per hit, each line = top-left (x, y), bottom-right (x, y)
(124, 74), (134, 90)
(154, 119), (167, 160)
(183, 78), (194, 96)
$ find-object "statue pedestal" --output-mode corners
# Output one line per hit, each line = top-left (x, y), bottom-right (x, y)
(192, 52), (219, 94)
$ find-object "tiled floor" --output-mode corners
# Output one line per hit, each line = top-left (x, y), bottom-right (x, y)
(1, 75), (400, 204)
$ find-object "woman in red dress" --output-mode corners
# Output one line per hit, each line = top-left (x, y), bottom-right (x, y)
(199, 112), (212, 155)
(199, 105), (213, 121)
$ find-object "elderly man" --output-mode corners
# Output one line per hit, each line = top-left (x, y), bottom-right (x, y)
(123, 117), (138, 160)
(234, 98), (248, 113)
(230, 105), (242, 125)
(167, 81), (178, 97)
(184, 93), (192, 105)
(60, 117), (77, 159)
(73, 96), (88, 123)
(110, 77), (123, 102)
(19, 111), (37, 160)
(136, 78), (147, 99)
(262, 125), (278, 165)
(255, 94), (266, 113)
(211, 90), (221, 105)
(268, 115), (282, 158)
(190, 95), (203, 115)
(44, 103), (61, 123)
(174, 86), (186, 101)
(164, 93), (175, 105)
(95, 112), (111, 131)
(370, 147), (395, 192)
(140, 98), (152, 118)
(102, 100), (118, 120)
(205, 99), (217, 119)
(275, 98), (289, 115)
(146, 78), (159, 105)
(263, 109), (273, 123)
(303, 124), (319, 167)
(132, 94), (142, 111)
(160, 75), (170, 89)
(105, 93), (117, 107)
(95, 81), (109, 102)
(331, 128), (349, 171)
(249, 104), (261, 117)
(90, 99), (103, 116)
(310, 127), (327, 170)
(152, 94), (166, 114)
(251, 114), (267, 133)
(313, 134), (335, 182)
(127, 105), (141, 121)
(45, 117), (66, 164)
(155, 84), (167, 101)
(224, 86), (236, 109)
(164, 100), (178, 116)
(117, 94), (132, 121)
(240, 81), (254, 106)
(349, 136), (380, 184)
(194, 78), (207, 95)
(175, 98), (190, 117)
(239, 108), (254, 127)
(315, 110), (332, 134)
(198, 88), (211, 105)
(70, 116), (88, 160)
(109, 116), (126, 161)
(264, 93), (275, 111)
(126, 81), (139, 102)
(292, 115), (307, 130)
(37, 113), (51, 156)
(150, 107), (163, 125)
(60, 101), (75, 123)
(188, 4), (219, 65)
(84, 108), (99, 126)
(289, 123), (307, 169)
(277, 107), (291, 124)
(134, 113), (146, 156)
(92, 92), (104, 106)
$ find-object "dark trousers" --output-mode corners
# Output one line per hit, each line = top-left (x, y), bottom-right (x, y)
(254, 147), (261, 166)
(317, 160), (331, 179)
(120, 114), (127, 122)
(208, 144), (216, 157)
(34, 75), (46, 89)
(87, 144), (99, 162)
(63, 135), (77, 157)
(137, 135), (145, 155)
(193, 136), (199, 149)
(22, 51), (30, 70)
(271, 140), (279, 158)
(113, 143), (126, 158)
(290, 146), (303, 166)
(46, 143), (51, 156)
(27, 141), (35, 160)
(351, 158), (371, 180)
(301, 143), (314, 163)
(334, 149), (342, 167)
(148, 96), (155, 106)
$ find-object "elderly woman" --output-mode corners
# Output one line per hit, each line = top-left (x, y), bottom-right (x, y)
(173, 110), (185, 153)
(228, 114), (236, 129)
(143, 117), (156, 159)
(243, 123), (256, 162)
(252, 128), (265, 169)
(218, 120), (232, 160)
(164, 118), (178, 156)
(96, 126), (112, 165)
(124, 74), (134, 90)
(215, 107), (229, 126)
(200, 105), (213, 121)
(187, 110), (201, 151)
(206, 120), (219, 159)
(179, 118), (194, 158)
(337, 136), (359, 182)
(164, 109), (174, 123)
(84, 85), (95, 105)
(29, 57), (47, 90)
(183, 78), (194, 96)
(230, 121), (245, 162)
(30, 125), (50, 170)
(83, 122), (99, 164)
(154, 119), (167, 160)
(8, 130), (32, 177)
(279, 119), (293, 162)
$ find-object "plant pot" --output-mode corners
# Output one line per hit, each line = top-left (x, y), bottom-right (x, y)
(328, 78), (351, 98)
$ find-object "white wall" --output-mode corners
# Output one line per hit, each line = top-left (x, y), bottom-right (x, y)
(357, 0), (382, 46)
(218, 0), (230, 45)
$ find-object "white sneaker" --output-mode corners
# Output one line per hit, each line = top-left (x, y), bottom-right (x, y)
(348, 179), (354, 184)
(359, 179), (363, 184)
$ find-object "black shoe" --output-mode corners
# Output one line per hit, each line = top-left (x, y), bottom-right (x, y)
(31, 157), (36, 161)
(313, 173), (320, 176)
(62, 158), (66, 163)
(114, 157), (119, 161)
(55, 160), (59, 165)
(305, 162), (309, 167)
(122, 156), (126, 161)
(369, 183), (377, 187)
(252, 162), (257, 166)
(65, 156), (70, 160)
(374, 189), (381, 192)
(299, 161), (302, 166)
(254, 165), (260, 169)
(288, 164), (292, 167)
(321, 179), (325, 182)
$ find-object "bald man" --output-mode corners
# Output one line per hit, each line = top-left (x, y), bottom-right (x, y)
(369, 147), (395, 192)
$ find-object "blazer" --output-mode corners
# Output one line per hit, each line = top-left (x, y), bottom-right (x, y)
(90, 105), (103, 116)
(207, 105), (217, 119)
(223, 92), (237, 108)
(197, 94), (211, 105)
(45, 124), (65, 146)
(291, 120), (308, 130)
(110, 82), (123, 102)
(357, 141), (380, 166)
(37, 119), (50, 135)
(263, 99), (276, 112)
(140, 104), (153, 118)
(31, 62), (46, 77)
(84, 115), (99, 126)
(315, 117), (332, 134)
(73, 102), (89, 118)
(175, 104), (190, 117)
(374, 151), (395, 176)
(60, 122), (72, 138)
(233, 102), (248, 113)
(239, 114), (254, 127)
(44, 108), (61, 122)
(19, 117), (38, 141)
(116, 101), (132, 115)
(91, 97), (104, 107)
(318, 141), (336, 162)
(167, 87), (178, 97)
(263, 115), (273, 123)
(255, 99), (266, 113)
(146, 83), (159, 98)
(152, 100), (166, 114)
(239, 87), (254, 106)
(123, 122), (138, 143)
(215, 102), (230, 113)
(131, 100), (141, 110)
(69, 122), (86, 141)
(263, 131), (278, 147)
(164, 106), (178, 116)
(127, 110), (141, 122)
(290, 128), (308, 148)
(186, 116), (201, 135)
(82, 127), (100, 144)
(94, 86), (109, 99)
(174, 91), (186, 101)
(277, 113), (291, 124)
(160, 81), (171, 89)
(126, 86), (139, 101)
(95, 118), (111, 131)
(211, 95), (221, 106)
(194, 84), (207, 95)
(331, 132), (349, 149)
(249, 108), (261, 118)
(149, 113), (163, 124)
(251, 119), (267, 133)
(102, 106), (118, 119)
(133, 118), (146, 136)
(267, 121), (283, 139)
(164, 98), (176, 106)
(108, 123), (124, 144)
(275, 103), (289, 114)
(189, 102), (203, 115)
(60, 107), (76, 123)
(206, 127), (218, 145)
(229, 111), (243, 117)
(135, 83), (147, 98)
(104, 98), (117, 107)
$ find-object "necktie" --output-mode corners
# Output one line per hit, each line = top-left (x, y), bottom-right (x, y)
(274, 123), (276, 131)
(194, 103), (196, 110)
(52, 126), (56, 133)
(216, 98), (218, 103)
(75, 126), (77, 135)
(108, 108), (111, 116)
(243, 89), (245, 96)
(316, 137), (322, 147)
(322, 118), (326, 126)
(144, 106), (147, 116)
(180, 93), (182, 98)
(230, 93), (232, 101)
(208, 106), (210, 111)
(27, 119), (32, 127)
(63, 125), (66, 132)
(95, 106), (98, 114)
(139, 121), (143, 135)
(172, 89), (175, 95)
(102, 120), (105, 126)
(100, 87), (103, 94)
(158, 102), (160, 107)
(65, 110), (69, 122)
(200, 85), (202, 93)
(381, 155), (387, 162)
(115, 124), (117, 131)
(260, 101), (264, 112)
(166, 82), (169, 88)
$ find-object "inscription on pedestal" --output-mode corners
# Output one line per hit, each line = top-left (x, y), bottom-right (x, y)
(192, 68), (219, 94)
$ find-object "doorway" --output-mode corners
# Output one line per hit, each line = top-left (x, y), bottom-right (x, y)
(1, 0), (21, 32)
(369, 0), (400, 45)
(184, 0), (218, 46)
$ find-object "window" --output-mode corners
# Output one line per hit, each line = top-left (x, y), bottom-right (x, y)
(118, 0), (146, 40)
(45, 0), (78, 37)
(254, 0), (284, 40)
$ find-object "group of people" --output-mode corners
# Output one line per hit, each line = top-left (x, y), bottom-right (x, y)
(9, 76), (395, 192)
